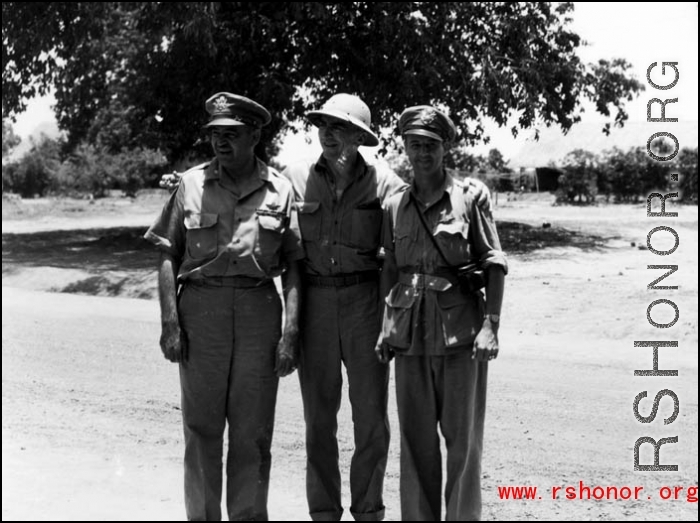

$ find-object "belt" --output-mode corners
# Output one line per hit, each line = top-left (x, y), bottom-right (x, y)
(304, 270), (378, 288)
(185, 276), (273, 288)
(398, 271), (453, 291)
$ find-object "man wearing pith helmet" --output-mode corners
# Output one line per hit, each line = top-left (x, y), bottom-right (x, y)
(145, 92), (304, 521)
(377, 105), (507, 521)
(281, 93), (407, 521)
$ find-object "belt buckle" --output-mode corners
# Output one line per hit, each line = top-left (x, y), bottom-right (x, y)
(411, 273), (425, 288)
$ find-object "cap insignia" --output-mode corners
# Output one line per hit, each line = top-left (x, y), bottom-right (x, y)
(212, 96), (230, 114)
(419, 108), (437, 126)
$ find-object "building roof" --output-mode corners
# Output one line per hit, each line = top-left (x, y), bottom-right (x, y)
(507, 121), (698, 169)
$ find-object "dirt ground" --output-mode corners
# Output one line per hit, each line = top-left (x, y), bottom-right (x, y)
(2, 191), (698, 521)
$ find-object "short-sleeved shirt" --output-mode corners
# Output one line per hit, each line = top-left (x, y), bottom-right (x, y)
(380, 170), (508, 355)
(145, 158), (303, 282)
(283, 154), (407, 276)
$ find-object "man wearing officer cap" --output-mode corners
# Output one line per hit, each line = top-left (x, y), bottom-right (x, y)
(376, 105), (507, 521)
(145, 92), (304, 521)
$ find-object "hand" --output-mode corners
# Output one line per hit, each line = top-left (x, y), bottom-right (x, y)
(375, 337), (394, 364)
(472, 319), (499, 362)
(159, 171), (183, 192)
(160, 320), (188, 363)
(275, 330), (299, 377)
(465, 177), (492, 213)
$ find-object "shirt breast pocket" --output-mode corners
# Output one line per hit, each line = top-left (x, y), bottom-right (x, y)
(255, 213), (285, 268)
(295, 201), (322, 242)
(184, 212), (218, 260)
(350, 207), (382, 251)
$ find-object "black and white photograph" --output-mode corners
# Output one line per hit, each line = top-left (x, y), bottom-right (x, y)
(2, 2), (697, 521)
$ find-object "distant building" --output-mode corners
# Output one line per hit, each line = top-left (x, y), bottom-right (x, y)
(508, 120), (698, 171)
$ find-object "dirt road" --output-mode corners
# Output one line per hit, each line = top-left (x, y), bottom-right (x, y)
(2, 197), (698, 520)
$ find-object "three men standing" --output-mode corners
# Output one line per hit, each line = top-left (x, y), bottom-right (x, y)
(151, 93), (497, 521)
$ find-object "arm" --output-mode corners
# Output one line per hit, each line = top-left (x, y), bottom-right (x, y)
(375, 204), (399, 364)
(473, 266), (505, 361)
(376, 247), (399, 363)
(464, 176), (492, 212)
(467, 188), (507, 362)
(157, 251), (187, 362)
(274, 260), (302, 377)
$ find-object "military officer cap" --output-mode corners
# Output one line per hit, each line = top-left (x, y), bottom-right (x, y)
(203, 92), (271, 129)
(399, 105), (457, 143)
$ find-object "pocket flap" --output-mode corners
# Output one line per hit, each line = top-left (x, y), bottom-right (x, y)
(294, 201), (320, 214)
(385, 284), (417, 309)
(184, 212), (218, 229)
(435, 221), (467, 238)
(436, 287), (471, 309)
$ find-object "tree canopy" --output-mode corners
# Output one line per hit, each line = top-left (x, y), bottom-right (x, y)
(3, 2), (644, 162)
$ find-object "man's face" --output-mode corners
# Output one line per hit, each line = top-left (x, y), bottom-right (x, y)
(404, 135), (445, 177)
(209, 125), (259, 168)
(317, 117), (364, 162)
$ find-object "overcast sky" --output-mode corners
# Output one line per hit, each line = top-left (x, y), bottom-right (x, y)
(9, 2), (699, 164)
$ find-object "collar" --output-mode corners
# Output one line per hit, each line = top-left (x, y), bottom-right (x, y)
(402, 168), (457, 208)
(203, 157), (270, 184)
(313, 153), (369, 180)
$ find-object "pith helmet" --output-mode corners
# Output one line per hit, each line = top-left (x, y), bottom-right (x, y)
(307, 93), (380, 147)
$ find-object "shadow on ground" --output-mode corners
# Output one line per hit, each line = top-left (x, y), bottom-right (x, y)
(2, 226), (158, 271)
(2, 221), (610, 273)
(493, 221), (609, 254)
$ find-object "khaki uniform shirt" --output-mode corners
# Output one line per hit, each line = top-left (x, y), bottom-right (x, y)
(381, 171), (508, 355)
(283, 154), (407, 276)
(145, 158), (303, 281)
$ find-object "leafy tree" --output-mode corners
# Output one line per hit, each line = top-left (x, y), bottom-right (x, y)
(556, 149), (599, 204)
(2, 134), (61, 197)
(4, 2), (644, 164)
(486, 149), (511, 173)
(674, 148), (698, 204)
(2, 118), (21, 158)
(54, 142), (167, 197)
(447, 146), (486, 174)
(600, 147), (670, 203)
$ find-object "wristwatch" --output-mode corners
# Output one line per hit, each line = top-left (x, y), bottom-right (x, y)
(485, 313), (500, 324)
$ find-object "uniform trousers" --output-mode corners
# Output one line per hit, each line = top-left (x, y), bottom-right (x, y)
(395, 352), (488, 521)
(178, 281), (281, 521)
(298, 280), (390, 521)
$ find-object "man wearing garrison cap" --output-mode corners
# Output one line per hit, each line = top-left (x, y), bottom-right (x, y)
(145, 92), (304, 521)
(376, 105), (507, 521)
